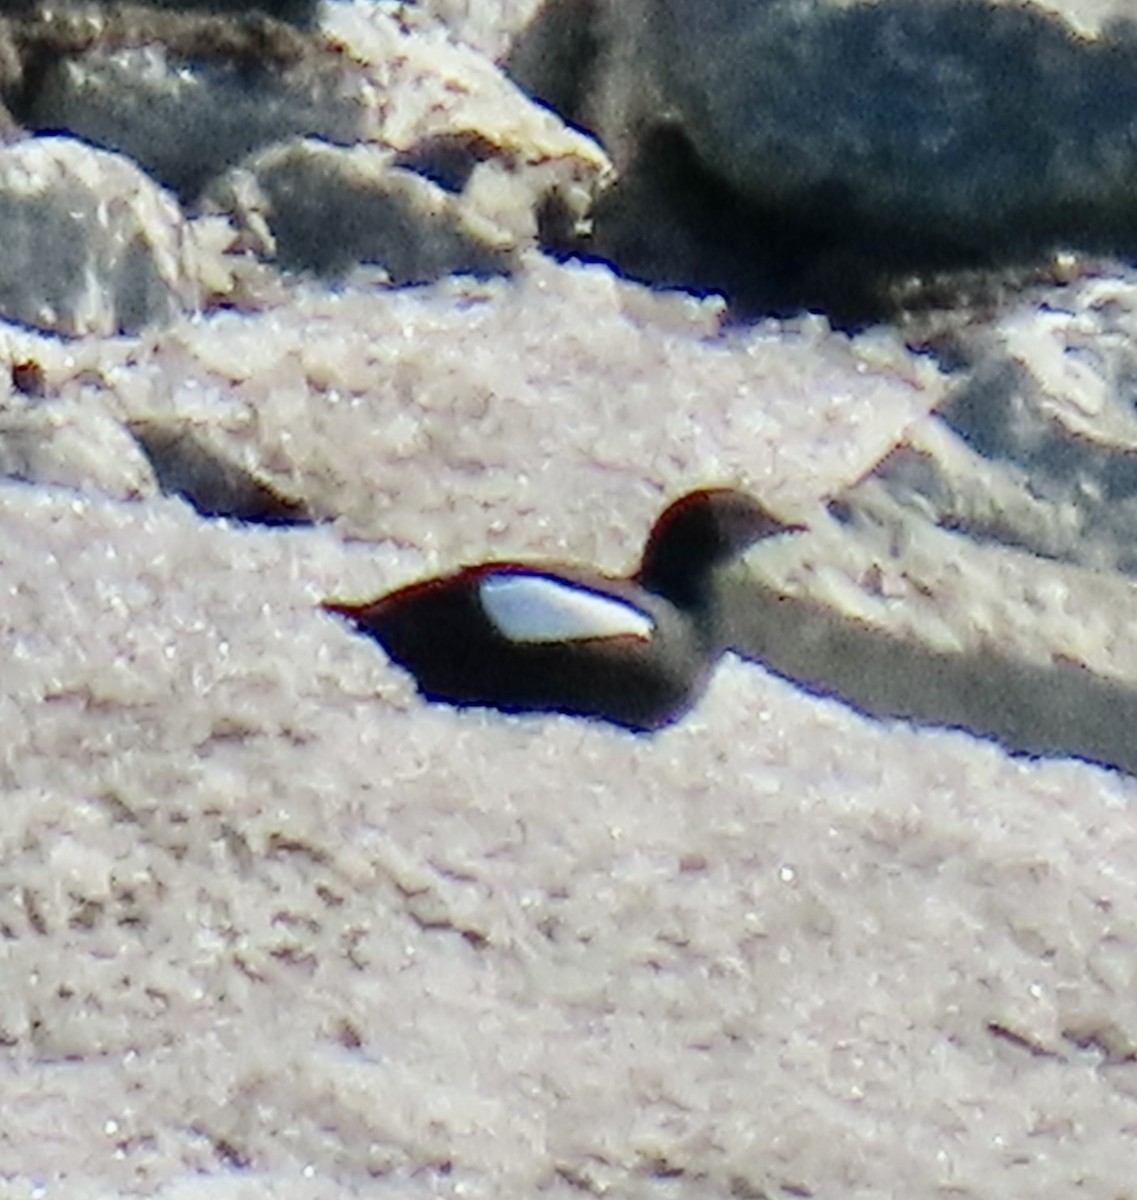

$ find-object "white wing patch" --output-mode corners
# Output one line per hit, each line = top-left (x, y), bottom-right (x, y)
(478, 573), (655, 644)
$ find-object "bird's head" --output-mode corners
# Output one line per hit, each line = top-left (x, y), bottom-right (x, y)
(636, 487), (805, 611)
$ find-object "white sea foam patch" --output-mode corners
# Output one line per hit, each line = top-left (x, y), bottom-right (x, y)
(479, 573), (655, 643)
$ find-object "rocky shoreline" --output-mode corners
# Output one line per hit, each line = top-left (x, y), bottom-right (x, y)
(5, 2), (1137, 1197)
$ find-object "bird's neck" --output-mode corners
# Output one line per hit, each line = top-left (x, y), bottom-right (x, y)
(647, 569), (705, 612)
(638, 562), (722, 644)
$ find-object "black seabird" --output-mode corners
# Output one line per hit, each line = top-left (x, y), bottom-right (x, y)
(324, 488), (804, 731)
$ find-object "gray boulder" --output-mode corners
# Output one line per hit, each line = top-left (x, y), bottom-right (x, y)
(20, 16), (370, 199)
(511, 0), (1137, 311)
(0, 135), (199, 335)
(209, 138), (516, 280)
(642, 0), (1137, 246)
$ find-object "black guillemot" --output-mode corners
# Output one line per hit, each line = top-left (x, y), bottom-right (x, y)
(323, 488), (805, 731)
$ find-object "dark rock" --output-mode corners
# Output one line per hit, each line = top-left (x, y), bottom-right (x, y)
(127, 0), (318, 26)
(393, 132), (501, 194)
(0, 0), (318, 27)
(9, 5), (368, 199)
(10, 358), (44, 398)
(512, 0), (1137, 320)
(128, 420), (312, 524)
